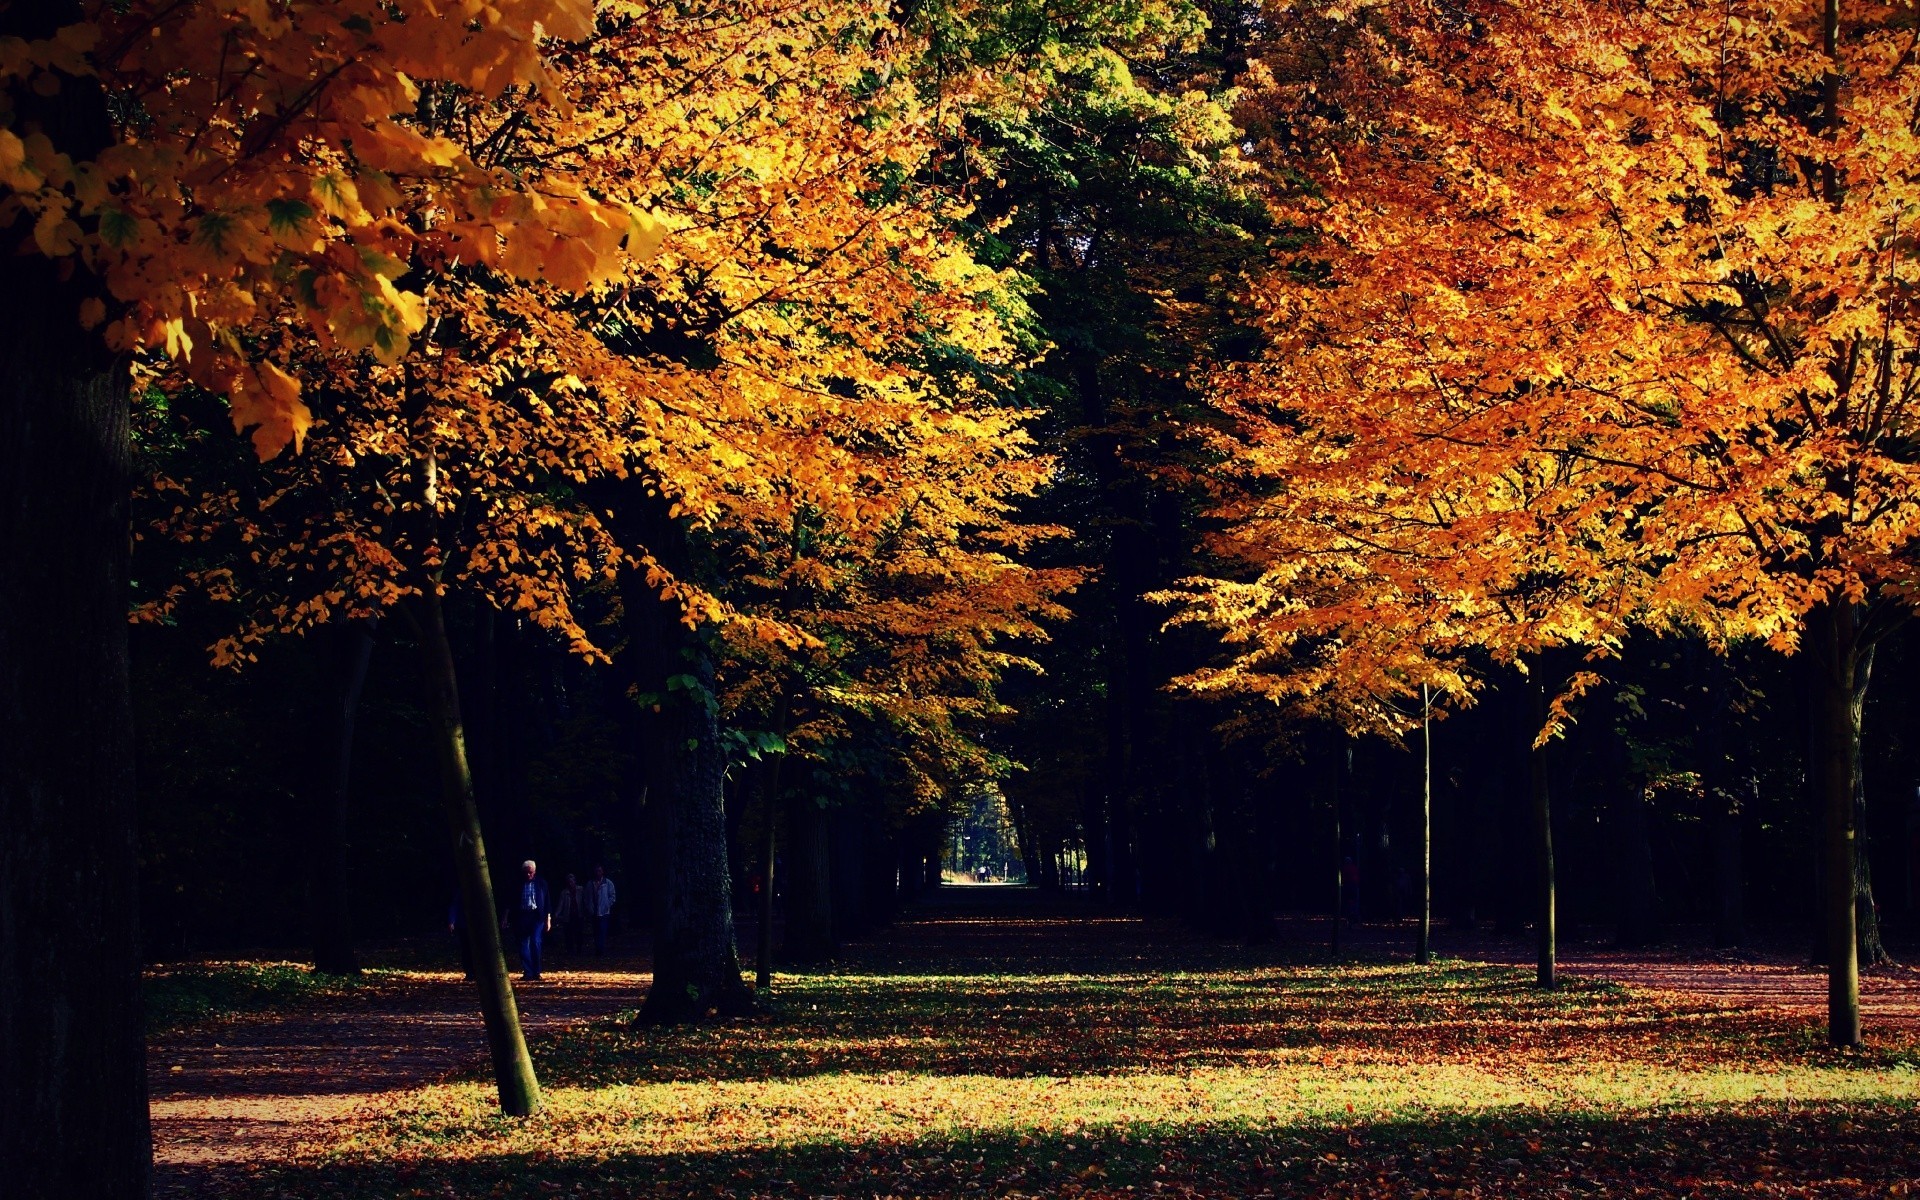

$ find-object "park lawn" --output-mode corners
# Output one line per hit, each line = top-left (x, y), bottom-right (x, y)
(144, 961), (389, 1034)
(249, 960), (1920, 1198)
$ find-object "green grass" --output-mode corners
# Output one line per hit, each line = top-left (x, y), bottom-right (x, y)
(210, 954), (1920, 1198)
(145, 960), (370, 1034)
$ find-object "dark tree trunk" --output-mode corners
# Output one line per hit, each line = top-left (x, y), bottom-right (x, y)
(633, 598), (753, 1022)
(414, 590), (542, 1115)
(310, 619), (377, 976)
(1808, 600), (1862, 1045)
(1527, 672), (1557, 990)
(1417, 685), (1433, 965)
(1848, 644), (1889, 966)
(782, 796), (836, 964)
(0, 6), (150, 1189)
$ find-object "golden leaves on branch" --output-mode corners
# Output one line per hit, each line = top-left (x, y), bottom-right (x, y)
(1170, 0), (1920, 732)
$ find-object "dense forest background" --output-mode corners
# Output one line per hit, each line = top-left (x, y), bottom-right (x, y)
(112, 0), (1920, 966)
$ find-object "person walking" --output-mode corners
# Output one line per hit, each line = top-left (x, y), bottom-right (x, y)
(585, 864), (616, 955)
(554, 871), (585, 955)
(503, 859), (551, 981)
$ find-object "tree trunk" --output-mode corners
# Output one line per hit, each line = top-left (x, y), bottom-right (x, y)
(1808, 600), (1862, 1046)
(0, 5), (150, 1189)
(1848, 643), (1889, 965)
(633, 601), (753, 1023)
(310, 619), (376, 976)
(414, 589), (541, 1114)
(1528, 673), (1557, 990)
(1417, 685), (1433, 965)
(783, 796), (836, 964)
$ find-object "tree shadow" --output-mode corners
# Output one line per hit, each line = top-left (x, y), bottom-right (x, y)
(160, 1097), (1920, 1199)
(529, 962), (1897, 1086)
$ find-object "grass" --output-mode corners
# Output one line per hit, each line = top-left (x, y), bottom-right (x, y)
(197, 933), (1920, 1198)
(145, 960), (371, 1034)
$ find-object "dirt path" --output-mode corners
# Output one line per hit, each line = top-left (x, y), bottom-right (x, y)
(149, 957), (651, 1197)
(148, 894), (1920, 1195)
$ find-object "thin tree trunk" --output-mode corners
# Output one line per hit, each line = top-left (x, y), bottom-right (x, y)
(1418, 685), (1433, 965)
(413, 588), (541, 1114)
(1809, 599), (1862, 1046)
(1528, 672), (1557, 990)
(0, 4), (149, 1188)
(311, 619), (376, 976)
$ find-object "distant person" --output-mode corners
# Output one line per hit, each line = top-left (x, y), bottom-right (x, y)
(503, 859), (550, 981)
(555, 872), (585, 955)
(585, 864), (616, 955)
(447, 893), (473, 981)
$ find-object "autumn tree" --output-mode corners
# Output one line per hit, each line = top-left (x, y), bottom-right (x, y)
(138, 0), (1060, 1029)
(0, 0), (653, 1187)
(1175, 0), (1920, 1042)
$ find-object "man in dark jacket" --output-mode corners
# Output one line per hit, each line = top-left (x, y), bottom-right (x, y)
(504, 859), (551, 981)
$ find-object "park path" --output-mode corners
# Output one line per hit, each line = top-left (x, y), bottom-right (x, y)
(148, 891), (1920, 1195)
(148, 955), (652, 1197)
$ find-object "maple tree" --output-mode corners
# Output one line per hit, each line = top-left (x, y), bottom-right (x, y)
(1170, 0), (1920, 1041)
(1, 0), (670, 1185)
(136, 0), (1064, 1027)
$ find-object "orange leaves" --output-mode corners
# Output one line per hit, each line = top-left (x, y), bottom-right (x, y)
(1168, 0), (1920, 726)
(5, 0), (666, 459)
(227, 361), (312, 461)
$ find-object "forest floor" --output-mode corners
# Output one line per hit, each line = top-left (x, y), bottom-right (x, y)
(150, 889), (1920, 1198)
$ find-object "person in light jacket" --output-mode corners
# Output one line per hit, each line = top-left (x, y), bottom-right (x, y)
(584, 864), (616, 955)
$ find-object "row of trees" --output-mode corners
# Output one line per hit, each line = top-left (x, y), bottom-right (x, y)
(5, 0), (1918, 1195)
(4, 0), (1087, 1191)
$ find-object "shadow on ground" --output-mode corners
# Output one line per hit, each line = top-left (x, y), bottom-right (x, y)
(167, 1098), (1920, 1199)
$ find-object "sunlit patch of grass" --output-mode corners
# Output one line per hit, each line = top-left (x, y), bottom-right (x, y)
(201, 952), (1920, 1198)
(145, 960), (384, 1034)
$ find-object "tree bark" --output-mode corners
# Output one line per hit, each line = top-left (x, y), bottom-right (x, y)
(310, 620), (377, 976)
(0, 3), (151, 1189)
(1417, 685), (1433, 965)
(633, 601), (754, 1023)
(1808, 599), (1862, 1046)
(413, 589), (541, 1115)
(1848, 643), (1889, 965)
(782, 795), (836, 964)
(1528, 672), (1557, 990)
